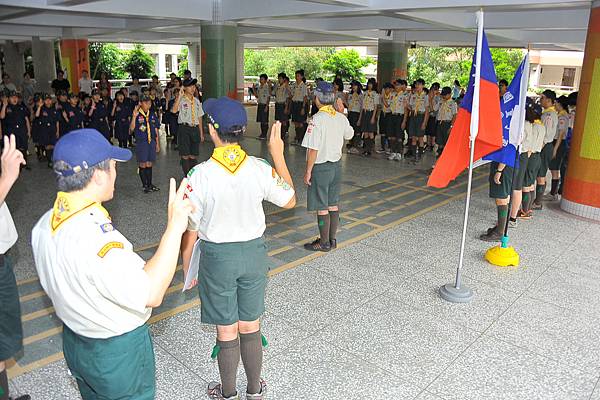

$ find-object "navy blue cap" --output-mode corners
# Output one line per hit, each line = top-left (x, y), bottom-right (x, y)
(53, 129), (132, 176)
(315, 81), (334, 94)
(203, 97), (247, 132)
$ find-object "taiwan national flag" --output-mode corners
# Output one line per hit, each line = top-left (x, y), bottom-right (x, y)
(483, 54), (530, 168)
(427, 31), (503, 188)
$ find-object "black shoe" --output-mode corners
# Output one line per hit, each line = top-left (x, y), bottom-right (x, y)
(258, 134), (267, 140)
(143, 186), (151, 194)
(303, 238), (331, 252)
(10, 395), (32, 400)
(479, 228), (502, 242)
(150, 185), (160, 192)
(330, 239), (337, 249)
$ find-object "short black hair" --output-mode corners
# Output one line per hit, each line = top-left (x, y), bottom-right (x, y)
(416, 78), (426, 85)
(152, 75), (159, 80)
(295, 69), (305, 77)
(556, 95), (569, 110)
(454, 79), (460, 86)
(259, 74), (268, 80)
(395, 79), (408, 86)
(441, 86), (452, 96)
(277, 72), (286, 79)
(542, 89), (557, 101)
(499, 79), (509, 86)
(215, 125), (246, 144)
(568, 91), (577, 106)
(431, 82), (440, 90)
(350, 80), (362, 94)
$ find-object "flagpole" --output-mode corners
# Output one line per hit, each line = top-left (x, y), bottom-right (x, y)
(439, 9), (484, 303)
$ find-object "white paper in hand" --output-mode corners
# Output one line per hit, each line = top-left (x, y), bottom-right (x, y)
(182, 239), (201, 292)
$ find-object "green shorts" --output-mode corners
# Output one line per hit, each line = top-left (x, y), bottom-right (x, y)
(198, 237), (269, 325)
(307, 161), (342, 212)
(63, 324), (155, 400)
(178, 124), (201, 157)
(513, 152), (529, 190)
(549, 140), (567, 171)
(408, 113), (426, 138)
(489, 162), (514, 199)
(525, 152), (541, 187)
(537, 142), (553, 178)
(0, 255), (23, 360)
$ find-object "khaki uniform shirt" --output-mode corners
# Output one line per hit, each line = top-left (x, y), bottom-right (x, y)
(361, 91), (379, 111)
(381, 92), (393, 113)
(541, 107), (559, 144)
(408, 91), (428, 114)
(436, 99), (458, 121)
(290, 82), (308, 102)
(302, 107), (355, 164)
(390, 91), (408, 115)
(347, 92), (362, 113)
(274, 84), (291, 104)
(177, 94), (204, 126)
(256, 83), (270, 105)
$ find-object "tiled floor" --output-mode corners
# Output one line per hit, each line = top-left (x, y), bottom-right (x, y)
(6, 107), (600, 399)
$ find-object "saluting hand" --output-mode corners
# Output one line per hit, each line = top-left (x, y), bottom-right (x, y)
(1, 135), (26, 187)
(132, 105), (140, 118)
(167, 178), (195, 235)
(268, 121), (284, 159)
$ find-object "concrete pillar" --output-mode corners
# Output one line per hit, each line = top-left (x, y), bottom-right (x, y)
(376, 32), (408, 86)
(200, 23), (238, 99)
(32, 37), (56, 93)
(236, 40), (244, 101)
(1, 40), (25, 87)
(561, 1), (600, 221)
(158, 52), (167, 80)
(187, 42), (201, 79)
(59, 38), (90, 93)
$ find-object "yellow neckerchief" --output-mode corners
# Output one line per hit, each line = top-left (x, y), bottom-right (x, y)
(543, 106), (556, 114)
(318, 105), (336, 116)
(534, 119), (544, 126)
(440, 99), (452, 119)
(184, 93), (196, 123)
(414, 91), (425, 113)
(558, 109), (568, 117)
(211, 144), (247, 174)
(139, 108), (152, 143)
(349, 92), (359, 107)
(51, 191), (109, 234)
(364, 90), (374, 109)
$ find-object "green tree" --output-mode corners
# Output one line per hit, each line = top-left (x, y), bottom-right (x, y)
(89, 42), (127, 79)
(323, 49), (373, 81)
(244, 47), (334, 80)
(121, 44), (155, 79)
(178, 47), (188, 76)
(490, 48), (524, 84)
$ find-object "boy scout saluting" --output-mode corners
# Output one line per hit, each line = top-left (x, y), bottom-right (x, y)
(256, 74), (271, 140)
(0, 135), (31, 400)
(302, 82), (355, 252)
(172, 78), (205, 176)
(181, 97), (295, 400)
(31, 129), (193, 400)
(130, 94), (161, 193)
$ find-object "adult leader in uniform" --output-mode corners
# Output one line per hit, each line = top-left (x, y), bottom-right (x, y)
(181, 97), (296, 400)
(31, 129), (194, 399)
(302, 81), (354, 252)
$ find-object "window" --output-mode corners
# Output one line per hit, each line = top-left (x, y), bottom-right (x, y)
(165, 55), (173, 74)
(562, 67), (576, 88)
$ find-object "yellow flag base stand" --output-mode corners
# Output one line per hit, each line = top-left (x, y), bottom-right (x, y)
(485, 236), (520, 267)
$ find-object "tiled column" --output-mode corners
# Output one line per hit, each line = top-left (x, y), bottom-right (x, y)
(376, 32), (408, 85)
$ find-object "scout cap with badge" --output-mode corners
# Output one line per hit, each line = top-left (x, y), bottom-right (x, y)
(140, 94), (152, 103)
(182, 78), (198, 87)
(53, 128), (132, 176)
(203, 96), (247, 135)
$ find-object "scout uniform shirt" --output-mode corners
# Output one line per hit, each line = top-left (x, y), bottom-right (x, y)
(32, 192), (151, 338)
(361, 90), (379, 111)
(256, 83), (270, 105)
(347, 92), (362, 113)
(408, 91), (428, 115)
(436, 99), (458, 122)
(302, 105), (355, 164)
(63, 103), (85, 133)
(390, 91), (407, 115)
(3, 103), (29, 136)
(381, 91), (392, 114)
(522, 120), (546, 154)
(0, 202), (17, 255)
(290, 81), (308, 102)
(429, 94), (441, 118)
(557, 110), (569, 140)
(134, 108), (160, 144)
(541, 106), (558, 144)
(186, 146), (295, 243)
(273, 83), (291, 104)
(177, 94), (204, 126)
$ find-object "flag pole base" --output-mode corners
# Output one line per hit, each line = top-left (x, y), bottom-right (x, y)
(439, 283), (474, 303)
(485, 237), (520, 267)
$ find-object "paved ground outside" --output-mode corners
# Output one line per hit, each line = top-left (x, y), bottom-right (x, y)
(5, 107), (600, 399)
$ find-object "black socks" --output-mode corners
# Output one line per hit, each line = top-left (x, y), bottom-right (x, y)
(139, 167), (146, 187)
(550, 178), (560, 196)
(535, 183), (546, 204)
(216, 338), (240, 398)
(317, 214), (331, 246)
(329, 211), (339, 243)
(239, 331), (263, 395)
(0, 369), (8, 400)
(497, 204), (509, 233)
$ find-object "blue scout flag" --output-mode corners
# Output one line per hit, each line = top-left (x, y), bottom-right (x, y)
(484, 53), (530, 168)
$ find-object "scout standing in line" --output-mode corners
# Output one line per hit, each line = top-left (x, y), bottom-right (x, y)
(404, 78), (429, 160)
(358, 79), (379, 156)
(87, 89), (111, 141)
(387, 79), (408, 161)
(171, 78), (205, 175)
(256, 74), (271, 140)
(0, 135), (31, 400)
(377, 82), (393, 154)
(435, 87), (457, 157)
(302, 82), (355, 251)
(167, 77), (182, 146)
(532, 89), (558, 210)
(32, 129), (194, 400)
(480, 159), (514, 241)
(130, 95), (161, 193)
(546, 95), (570, 201)
(289, 69), (309, 145)
(518, 104), (545, 219)
(62, 93), (85, 134)
(180, 97), (296, 400)
(426, 83), (441, 151)
(333, 78), (346, 113)
(0, 91), (31, 170)
(55, 90), (69, 137)
(33, 93), (60, 168)
(273, 72), (291, 140)
(346, 80), (363, 154)
(112, 91), (132, 148)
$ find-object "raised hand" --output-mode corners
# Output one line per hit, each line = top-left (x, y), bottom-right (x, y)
(1, 135), (26, 188)
(167, 178), (195, 235)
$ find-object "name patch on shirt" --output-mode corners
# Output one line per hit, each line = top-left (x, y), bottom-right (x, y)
(97, 241), (124, 258)
(100, 223), (114, 233)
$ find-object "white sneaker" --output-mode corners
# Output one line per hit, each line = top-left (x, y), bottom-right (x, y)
(395, 153), (402, 161)
(509, 219), (518, 228)
(388, 153), (396, 161)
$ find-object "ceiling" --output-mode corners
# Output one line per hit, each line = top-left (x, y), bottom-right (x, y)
(0, 0), (592, 51)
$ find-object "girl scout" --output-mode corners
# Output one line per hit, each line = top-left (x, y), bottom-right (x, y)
(273, 73), (291, 140)
(427, 83), (441, 151)
(112, 90), (132, 148)
(62, 93), (85, 135)
(289, 69), (309, 145)
(87, 89), (110, 141)
(32, 129), (194, 400)
(435, 87), (457, 157)
(181, 97), (295, 400)
(33, 93), (60, 168)
(130, 94), (161, 193)
(358, 79), (380, 156)
(405, 78), (429, 160)
(519, 104), (545, 219)
(0, 91), (31, 169)
(346, 80), (363, 154)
